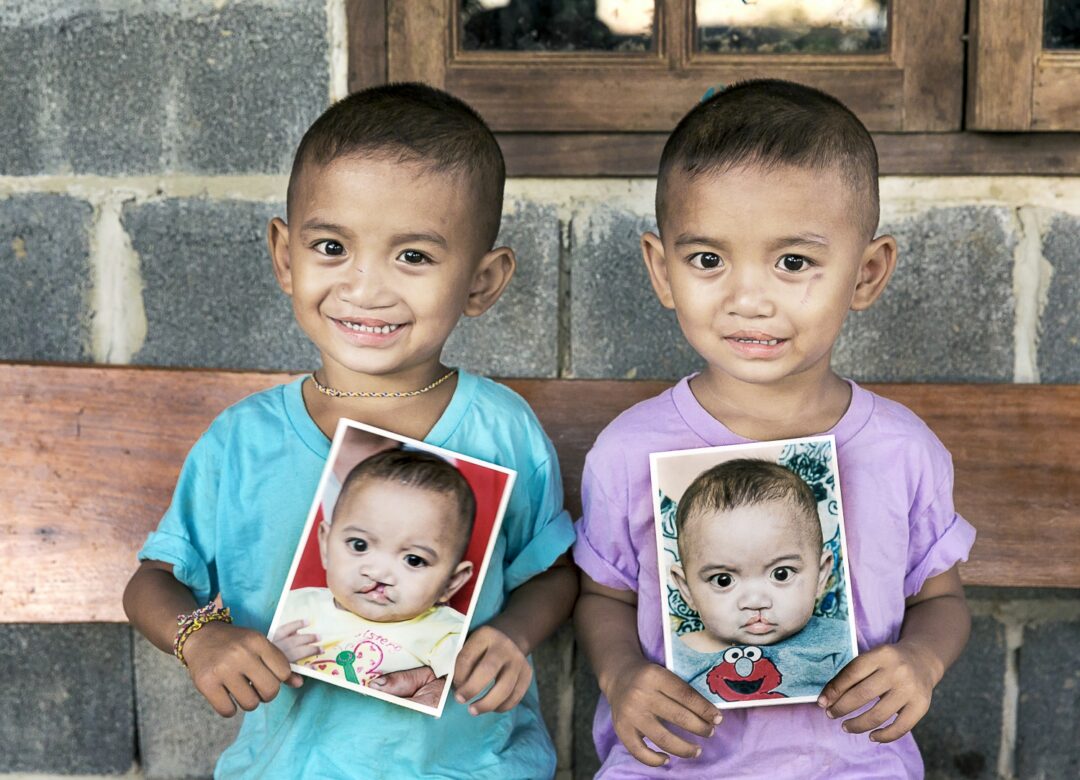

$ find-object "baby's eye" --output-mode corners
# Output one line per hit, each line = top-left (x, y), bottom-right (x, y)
(709, 572), (734, 588)
(688, 252), (723, 270)
(314, 240), (346, 257)
(404, 554), (429, 568)
(776, 254), (813, 273)
(397, 249), (432, 266)
(347, 538), (367, 553)
(771, 566), (795, 582)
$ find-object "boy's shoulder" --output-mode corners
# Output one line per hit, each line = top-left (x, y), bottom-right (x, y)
(453, 372), (554, 458)
(851, 383), (955, 478)
(589, 382), (683, 460)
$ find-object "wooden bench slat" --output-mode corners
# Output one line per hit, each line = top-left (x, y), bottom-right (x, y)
(1, 364), (1077, 622)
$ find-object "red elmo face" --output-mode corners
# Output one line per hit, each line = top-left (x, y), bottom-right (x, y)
(706, 646), (785, 702)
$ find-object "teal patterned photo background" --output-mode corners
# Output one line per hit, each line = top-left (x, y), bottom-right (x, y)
(661, 440), (847, 636)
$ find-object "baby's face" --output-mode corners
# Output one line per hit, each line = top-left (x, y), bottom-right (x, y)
(673, 498), (832, 648)
(319, 477), (472, 622)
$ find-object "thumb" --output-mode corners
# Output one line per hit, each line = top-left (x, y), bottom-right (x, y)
(369, 667), (425, 695)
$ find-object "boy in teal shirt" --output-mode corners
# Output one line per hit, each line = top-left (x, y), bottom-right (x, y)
(123, 84), (577, 778)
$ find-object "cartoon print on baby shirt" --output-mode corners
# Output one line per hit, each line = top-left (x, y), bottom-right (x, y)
(706, 646), (785, 702)
(309, 639), (386, 685)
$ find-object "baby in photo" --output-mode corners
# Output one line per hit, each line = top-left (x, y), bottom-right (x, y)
(274, 448), (475, 694)
(669, 458), (852, 703)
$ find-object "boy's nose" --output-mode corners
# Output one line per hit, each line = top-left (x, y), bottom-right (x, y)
(725, 265), (775, 318)
(338, 256), (394, 308)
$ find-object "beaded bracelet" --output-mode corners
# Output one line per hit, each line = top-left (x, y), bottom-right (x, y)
(173, 602), (233, 667)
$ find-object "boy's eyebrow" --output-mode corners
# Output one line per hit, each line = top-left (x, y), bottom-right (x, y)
(407, 543), (440, 560)
(389, 231), (449, 249)
(300, 220), (353, 236)
(765, 553), (805, 568)
(673, 233), (727, 249)
(767, 233), (830, 251)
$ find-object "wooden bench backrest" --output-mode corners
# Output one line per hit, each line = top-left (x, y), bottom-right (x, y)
(2, 363), (1078, 622)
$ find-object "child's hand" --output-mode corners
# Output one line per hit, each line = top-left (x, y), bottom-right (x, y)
(817, 639), (940, 743)
(452, 625), (532, 715)
(606, 658), (723, 767)
(271, 619), (320, 663)
(370, 666), (446, 707)
(183, 620), (303, 717)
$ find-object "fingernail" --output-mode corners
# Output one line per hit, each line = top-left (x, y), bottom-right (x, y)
(869, 734), (879, 743)
(841, 722), (850, 732)
(708, 727), (714, 738)
(694, 748), (702, 758)
(826, 710), (836, 719)
(455, 694), (465, 704)
(370, 678), (385, 687)
(713, 713), (724, 725)
(468, 705), (478, 716)
(817, 695), (828, 707)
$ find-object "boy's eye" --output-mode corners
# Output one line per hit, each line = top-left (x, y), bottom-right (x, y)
(315, 240), (345, 257)
(347, 538), (367, 553)
(771, 566), (795, 582)
(404, 554), (428, 568)
(777, 254), (812, 272)
(689, 252), (723, 270)
(710, 572), (734, 588)
(397, 250), (431, 266)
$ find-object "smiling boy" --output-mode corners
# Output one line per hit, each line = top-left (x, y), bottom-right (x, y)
(124, 84), (577, 779)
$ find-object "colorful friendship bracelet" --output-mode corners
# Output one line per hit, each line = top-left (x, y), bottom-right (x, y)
(173, 602), (233, 667)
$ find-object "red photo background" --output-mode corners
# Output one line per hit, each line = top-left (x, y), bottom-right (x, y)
(289, 457), (509, 613)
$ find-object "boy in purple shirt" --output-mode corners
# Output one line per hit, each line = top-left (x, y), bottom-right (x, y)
(573, 80), (976, 778)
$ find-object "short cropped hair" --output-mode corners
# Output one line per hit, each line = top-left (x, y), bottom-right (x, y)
(657, 79), (879, 239)
(675, 459), (821, 555)
(287, 83), (505, 250)
(335, 449), (476, 559)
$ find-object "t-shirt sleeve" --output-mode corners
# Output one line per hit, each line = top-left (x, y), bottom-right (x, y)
(904, 449), (977, 598)
(137, 428), (222, 605)
(573, 454), (638, 592)
(502, 445), (576, 593)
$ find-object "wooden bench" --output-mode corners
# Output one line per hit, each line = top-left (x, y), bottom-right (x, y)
(2, 362), (1079, 623)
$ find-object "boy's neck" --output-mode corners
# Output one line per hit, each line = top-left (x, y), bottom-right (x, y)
(302, 367), (459, 443)
(691, 367), (851, 442)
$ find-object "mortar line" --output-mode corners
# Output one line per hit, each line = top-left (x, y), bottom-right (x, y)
(1011, 207), (1043, 383)
(997, 621), (1023, 780)
(88, 192), (147, 365)
(556, 218), (573, 378)
(326, 0), (349, 103)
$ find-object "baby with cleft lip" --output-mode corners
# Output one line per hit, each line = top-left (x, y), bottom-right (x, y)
(669, 458), (852, 701)
(273, 448), (476, 695)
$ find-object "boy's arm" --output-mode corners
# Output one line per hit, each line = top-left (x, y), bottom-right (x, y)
(818, 565), (970, 742)
(576, 572), (723, 767)
(124, 560), (301, 717)
(452, 552), (577, 715)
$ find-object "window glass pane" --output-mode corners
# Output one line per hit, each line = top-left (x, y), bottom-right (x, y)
(696, 0), (888, 54)
(461, 0), (655, 52)
(1045, 0), (1080, 50)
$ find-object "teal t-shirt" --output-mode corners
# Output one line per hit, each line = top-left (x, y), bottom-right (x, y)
(138, 371), (575, 779)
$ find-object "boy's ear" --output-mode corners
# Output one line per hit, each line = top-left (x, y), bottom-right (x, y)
(816, 549), (835, 599)
(463, 247), (515, 317)
(439, 560), (475, 604)
(641, 231), (675, 309)
(850, 234), (898, 311)
(670, 563), (697, 611)
(317, 520), (331, 571)
(268, 217), (294, 296)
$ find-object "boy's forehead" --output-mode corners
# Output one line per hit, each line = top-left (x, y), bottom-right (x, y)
(681, 498), (820, 554)
(333, 478), (463, 535)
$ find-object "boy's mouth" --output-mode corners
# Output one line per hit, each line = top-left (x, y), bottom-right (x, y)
(742, 615), (776, 635)
(725, 331), (788, 357)
(357, 582), (392, 604)
(332, 316), (404, 335)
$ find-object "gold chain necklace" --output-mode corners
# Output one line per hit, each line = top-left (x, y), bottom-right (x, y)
(310, 368), (457, 399)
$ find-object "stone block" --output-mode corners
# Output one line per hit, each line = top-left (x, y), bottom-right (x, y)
(0, 624), (134, 773)
(444, 200), (560, 378)
(0, 193), (94, 363)
(1016, 620), (1080, 779)
(0, 0), (327, 175)
(834, 207), (1015, 382)
(1038, 213), (1080, 382)
(124, 198), (319, 370)
(569, 206), (698, 380)
(916, 616), (1005, 780)
(134, 633), (241, 779)
(573, 648), (602, 780)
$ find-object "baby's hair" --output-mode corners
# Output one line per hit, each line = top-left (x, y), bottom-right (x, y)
(675, 459), (821, 555)
(287, 82), (505, 250)
(656, 79), (879, 240)
(335, 448), (476, 559)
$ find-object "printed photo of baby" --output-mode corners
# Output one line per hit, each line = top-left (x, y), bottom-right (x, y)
(268, 420), (514, 717)
(651, 436), (857, 710)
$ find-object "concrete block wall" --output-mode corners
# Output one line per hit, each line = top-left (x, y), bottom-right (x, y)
(1, 2), (1078, 778)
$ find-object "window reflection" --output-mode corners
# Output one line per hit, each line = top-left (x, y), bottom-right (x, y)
(696, 0), (888, 54)
(1044, 0), (1080, 50)
(461, 0), (655, 52)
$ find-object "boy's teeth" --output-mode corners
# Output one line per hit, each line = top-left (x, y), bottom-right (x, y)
(735, 338), (779, 345)
(341, 320), (400, 334)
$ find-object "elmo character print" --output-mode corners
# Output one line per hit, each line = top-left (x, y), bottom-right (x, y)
(706, 646), (785, 702)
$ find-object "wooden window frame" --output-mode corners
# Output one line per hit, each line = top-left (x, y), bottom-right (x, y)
(349, 0), (1080, 175)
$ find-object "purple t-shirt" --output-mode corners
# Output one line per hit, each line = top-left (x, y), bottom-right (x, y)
(574, 377), (976, 779)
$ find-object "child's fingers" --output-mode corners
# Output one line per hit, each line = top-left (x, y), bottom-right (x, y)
(245, 662), (284, 703)
(199, 681), (239, 718)
(618, 728), (671, 768)
(469, 664), (530, 715)
(260, 641), (297, 683)
(452, 634), (488, 683)
(819, 655), (876, 707)
(640, 715), (703, 761)
(285, 672), (304, 688)
(652, 694), (716, 739)
(870, 703), (926, 743)
(454, 655), (504, 704)
(224, 671), (263, 712)
(826, 670), (889, 719)
(271, 619), (307, 641)
(658, 673), (724, 727)
(840, 691), (904, 734)
(496, 666), (534, 713)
